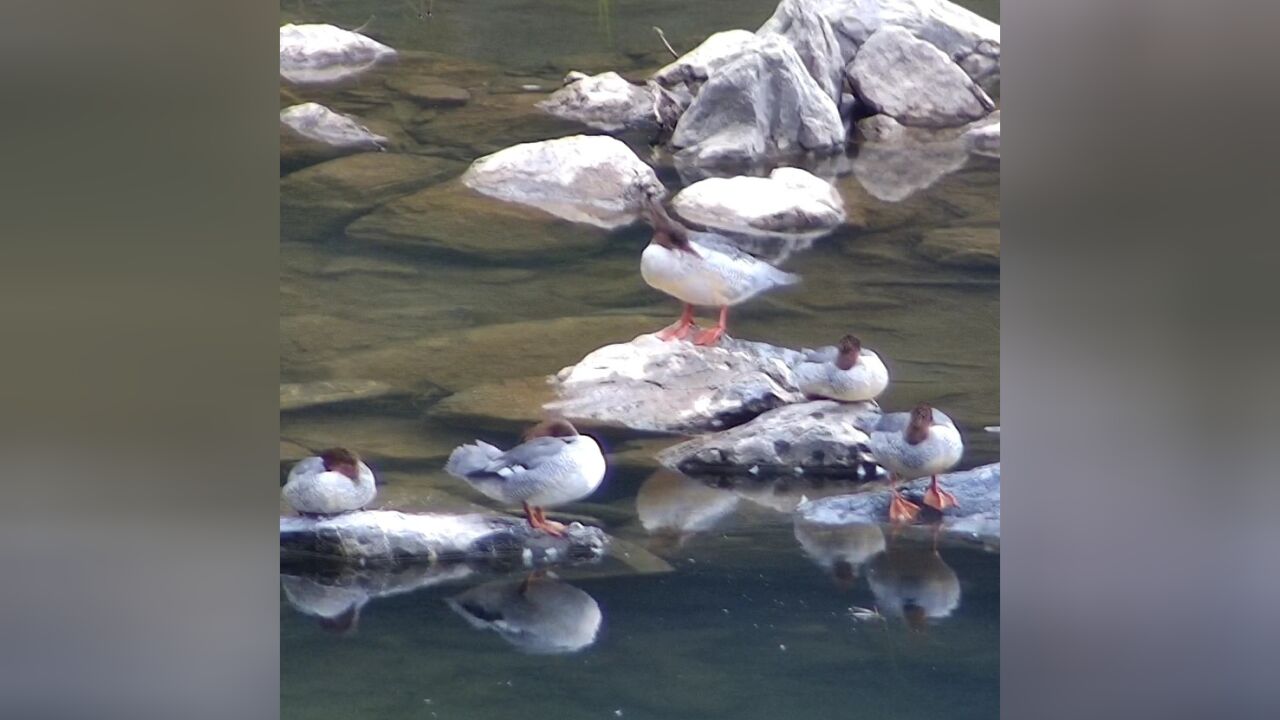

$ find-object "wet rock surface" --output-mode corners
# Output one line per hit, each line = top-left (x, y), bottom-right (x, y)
(461, 135), (664, 229)
(671, 167), (845, 236)
(280, 510), (610, 567)
(279, 23), (397, 86)
(548, 333), (807, 434)
(280, 103), (387, 171)
(385, 75), (472, 107)
(796, 462), (1000, 543)
(537, 71), (662, 132)
(657, 400), (887, 479)
(280, 379), (399, 411)
(849, 26), (994, 128)
(915, 226), (999, 270)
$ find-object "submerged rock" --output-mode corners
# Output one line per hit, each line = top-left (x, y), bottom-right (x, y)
(537, 71), (663, 132)
(280, 510), (610, 566)
(671, 167), (846, 236)
(280, 379), (398, 412)
(848, 26), (994, 128)
(461, 135), (665, 229)
(279, 23), (397, 85)
(657, 400), (887, 479)
(671, 34), (844, 167)
(915, 226), (1000, 270)
(548, 333), (807, 434)
(280, 103), (387, 170)
(796, 462), (1000, 544)
(385, 75), (472, 107)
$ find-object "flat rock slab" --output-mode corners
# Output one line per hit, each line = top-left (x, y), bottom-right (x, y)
(671, 167), (845, 236)
(279, 23), (396, 85)
(548, 333), (807, 434)
(657, 400), (888, 479)
(462, 135), (664, 229)
(280, 510), (610, 567)
(386, 75), (472, 107)
(796, 462), (1000, 544)
(280, 379), (398, 411)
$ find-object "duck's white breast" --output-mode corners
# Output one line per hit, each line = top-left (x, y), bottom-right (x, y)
(641, 243), (724, 306)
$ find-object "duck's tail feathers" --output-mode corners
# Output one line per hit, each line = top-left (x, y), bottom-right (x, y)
(445, 441), (504, 478)
(771, 267), (802, 287)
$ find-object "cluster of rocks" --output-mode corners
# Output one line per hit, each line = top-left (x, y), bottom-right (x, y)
(538, 0), (1001, 168)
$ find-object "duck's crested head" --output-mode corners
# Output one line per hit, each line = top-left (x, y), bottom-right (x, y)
(835, 334), (862, 370)
(524, 418), (580, 441)
(905, 403), (934, 445)
(903, 602), (928, 632)
(320, 447), (360, 481)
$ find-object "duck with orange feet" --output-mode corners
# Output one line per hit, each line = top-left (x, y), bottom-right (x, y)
(639, 191), (800, 346)
(445, 419), (606, 537)
(867, 403), (964, 523)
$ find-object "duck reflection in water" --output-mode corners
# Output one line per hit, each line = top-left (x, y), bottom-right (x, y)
(281, 574), (369, 637)
(866, 538), (961, 631)
(793, 517), (887, 590)
(635, 470), (740, 554)
(447, 574), (602, 654)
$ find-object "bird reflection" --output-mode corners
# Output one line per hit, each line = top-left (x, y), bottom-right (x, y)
(635, 470), (740, 552)
(281, 574), (370, 637)
(446, 575), (602, 654)
(866, 539), (961, 631)
(793, 517), (886, 590)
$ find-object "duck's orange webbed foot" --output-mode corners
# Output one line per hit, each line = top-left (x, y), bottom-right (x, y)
(656, 304), (696, 341)
(529, 506), (568, 537)
(888, 491), (922, 524)
(922, 476), (958, 512)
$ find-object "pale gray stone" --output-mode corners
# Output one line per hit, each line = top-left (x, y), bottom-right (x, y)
(279, 23), (397, 85)
(849, 26), (994, 128)
(671, 167), (846, 236)
(537, 71), (660, 132)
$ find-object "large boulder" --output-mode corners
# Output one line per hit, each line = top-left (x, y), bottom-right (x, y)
(964, 118), (1000, 157)
(548, 333), (808, 434)
(537, 71), (666, 133)
(279, 23), (396, 85)
(657, 400), (887, 479)
(848, 26), (994, 128)
(461, 135), (665, 229)
(670, 35), (844, 167)
(671, 167), (845, 236)
(280, 103), (386, 170)
(764, 0), (1001, 89)
(651, 30), (761, 98)
(755, 0), (845, 103)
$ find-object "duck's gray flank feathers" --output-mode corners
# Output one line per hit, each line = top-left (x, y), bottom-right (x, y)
(444, 440), (505, 477)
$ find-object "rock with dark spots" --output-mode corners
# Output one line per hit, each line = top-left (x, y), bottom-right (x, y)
(280, 511), (610, 567)
(279, 23), (397, 86)
(280, 379), (398, 412)
(848, 26), (994, 128)
(795, 462), (1000, 544)
(386, 75), (472, 107)
(671, 167), (845, 236)
(537, 71), (664, 132)
(671, 34), (844, 167)
(280, 103), (387, 171)
(657, 400), (888, 479)
(281, 152), (463, 241)
(548, 333), (808, 434)
(461, 135), (665, 229)
(345, 179), (610, 259)
(915, 226), (999, 270)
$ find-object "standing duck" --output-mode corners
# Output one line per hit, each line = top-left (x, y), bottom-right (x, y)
(793, 334), (890, 402)
(282, 447), (377, 517)
(445, 419), (606, 537)
(639, 195), (800, 346)
(867, 403), (964, 523)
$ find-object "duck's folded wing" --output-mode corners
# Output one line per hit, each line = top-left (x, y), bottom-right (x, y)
(480, 437), (567, 478)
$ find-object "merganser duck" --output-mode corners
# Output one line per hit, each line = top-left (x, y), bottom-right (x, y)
(444, 419), (606, 537)
(867, 403), (964, 523)
(866, 541), (961, 631)
(282, 447), (377, 517)
(447, 575), (602, 654)
(793, 334), (890, 402)
(639, 194), (800, 346)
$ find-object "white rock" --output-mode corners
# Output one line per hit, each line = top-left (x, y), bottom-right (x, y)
(461, 135), (665, 229)
(651, 30), (761, 91)
(755, 0), (845, 102)
(537, 71), (660, 133)
(280, 103), (387, 152)
(849, 26), (994, 128)
(964, 119), (1000, 158)
(672, 167), (846, 236)
(279, 23), (396, 85)
(671, 34), (845, 166)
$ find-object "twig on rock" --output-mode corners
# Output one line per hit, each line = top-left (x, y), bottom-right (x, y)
(653, 26), (679, 60)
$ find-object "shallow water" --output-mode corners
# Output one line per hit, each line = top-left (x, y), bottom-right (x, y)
(281, 1), (999, 717)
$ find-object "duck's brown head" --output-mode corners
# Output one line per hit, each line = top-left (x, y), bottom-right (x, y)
(320, 447), (360, 481)
(835, 334), (862, 371)
(642, 192), (695, 254)
(903, 603), (928, 632)
(524, 418), (580, 441)
(905, 403), (934, 445)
